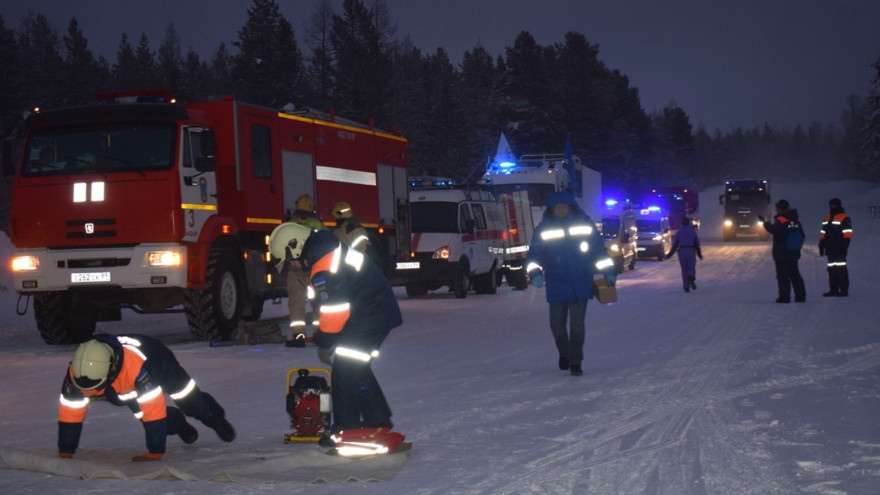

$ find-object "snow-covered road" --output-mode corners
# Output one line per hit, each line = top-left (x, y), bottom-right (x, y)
(1, 181), (879, 494)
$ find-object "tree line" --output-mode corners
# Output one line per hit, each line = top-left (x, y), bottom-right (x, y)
(2, 0), (879, 196)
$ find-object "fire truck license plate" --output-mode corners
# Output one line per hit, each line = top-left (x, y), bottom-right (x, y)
(71, 272), (111, 283)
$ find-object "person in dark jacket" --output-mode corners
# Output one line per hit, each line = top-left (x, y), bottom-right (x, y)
(302, 229), (402, 433)
(526, 191), (616, 376)
(758, 199), (806, 303)
(818, 197), (853, 297)
(665, 216), (703, 292)
(58, 334), (235, 461)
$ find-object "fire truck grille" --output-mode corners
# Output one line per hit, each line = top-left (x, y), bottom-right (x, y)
(65, 258), (132, 269)
(65, 219), (117, 239)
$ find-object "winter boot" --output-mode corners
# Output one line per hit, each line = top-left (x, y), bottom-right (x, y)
(570, 365), (583, 376)
(689, 277), (697, 290)
(558, 356), (570, 370)
(285, 333), (307, 348)
(213, 419), (237, 442)
(178, 422), (199, 444)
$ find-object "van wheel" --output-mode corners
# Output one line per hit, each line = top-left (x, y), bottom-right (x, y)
(474, 264), (498, 295)
(453, 263), (469, 299)
(510, 268), (528, 290)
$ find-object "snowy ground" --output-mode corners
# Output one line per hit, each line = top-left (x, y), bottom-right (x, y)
(1, 181), (879, 494)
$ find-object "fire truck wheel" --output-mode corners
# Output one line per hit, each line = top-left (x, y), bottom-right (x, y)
(405, 283), (428, 297)
(243, 297), (264, 321)
(33, 292), (97, 345)
(184, 248), (243, 341)
(453, 261), (469, 299)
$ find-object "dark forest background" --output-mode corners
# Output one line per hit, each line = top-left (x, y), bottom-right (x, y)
(2, 0), (879, 195)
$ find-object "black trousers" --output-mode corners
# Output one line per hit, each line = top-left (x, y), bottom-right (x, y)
(774, 258), (806, 301)
(826, 253), (850, 293)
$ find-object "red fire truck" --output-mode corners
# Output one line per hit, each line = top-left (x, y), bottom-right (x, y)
(641, 186), (700, 231)
(2, 90), (409, 345)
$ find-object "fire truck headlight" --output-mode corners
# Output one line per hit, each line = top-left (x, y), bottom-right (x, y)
(11, 255), (40, 272)
(608, 243), (620, 253)
(724, 219), (733, 227)
(147, 251), (182, 267)
(432, 246), (450, 260)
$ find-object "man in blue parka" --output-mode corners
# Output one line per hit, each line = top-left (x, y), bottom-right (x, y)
(526, 191), (616, 376)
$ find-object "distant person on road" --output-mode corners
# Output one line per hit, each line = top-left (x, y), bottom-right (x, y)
(665, 216), (703, 292)
(758, 199), (806, 303)
(818, 197), (853, 297)
(58, 334), (235, 462)
(526, 191), (616, 376)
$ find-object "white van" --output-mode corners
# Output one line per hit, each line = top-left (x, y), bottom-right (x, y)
(396, 183), (505, 298)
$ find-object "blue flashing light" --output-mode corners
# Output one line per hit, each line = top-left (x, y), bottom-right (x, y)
(605, 198), (619, 208)
(647, 205), (662, 212)
(498, 161), (516, 169)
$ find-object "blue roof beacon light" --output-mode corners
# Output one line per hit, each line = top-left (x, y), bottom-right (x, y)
(605, 198), (619, 208)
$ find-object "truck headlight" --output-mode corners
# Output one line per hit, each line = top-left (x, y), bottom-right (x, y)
(11, 255), (40, 272)
(432, 246), (450, 260)
(724, 219), (733, 227)
(608, 243), (620, 252)
(147, 251), (182, 267)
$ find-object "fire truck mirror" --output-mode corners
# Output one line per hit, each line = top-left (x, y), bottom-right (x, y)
(195, 156), (216, 173)
(1, 140), (13, 177)
(200, 130), (216, 157)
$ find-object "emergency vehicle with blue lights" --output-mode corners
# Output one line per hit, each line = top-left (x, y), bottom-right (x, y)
(481, 133), (602, 286)
(2, 90), (409, 345)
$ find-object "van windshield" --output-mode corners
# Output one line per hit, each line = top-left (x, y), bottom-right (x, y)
(411, 202), (461, 233)
(601, 218), (620, 239)
(491, 183), (555, 207)
(636, 219), (663, 233)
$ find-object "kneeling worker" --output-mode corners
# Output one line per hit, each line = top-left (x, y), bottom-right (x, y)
(58, 334), (236, 461)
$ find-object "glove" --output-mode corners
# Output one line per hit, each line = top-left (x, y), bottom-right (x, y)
(697, 253), (703, 260)
(317, 347), (334, 365)
(131, 452), (163, 462)
(530, 274), (543, 288)
(757, 215), (766, 223)
(818, 246), (825, 257)
(603, 272), (617, 286)
(58, 452), (73, 459)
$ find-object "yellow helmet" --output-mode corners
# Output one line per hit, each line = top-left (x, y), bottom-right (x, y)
(295, 194), (315, 212)
(71, 340), (114, 390)
(330, 201), (353, 219)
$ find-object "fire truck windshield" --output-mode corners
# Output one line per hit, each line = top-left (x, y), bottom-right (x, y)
(491, 183), (555, 207)
(21, 124), (176, 177)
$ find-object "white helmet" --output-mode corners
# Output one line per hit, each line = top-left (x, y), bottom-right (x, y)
(71, 340), (114, 390)
(269, 222), (314, 261)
